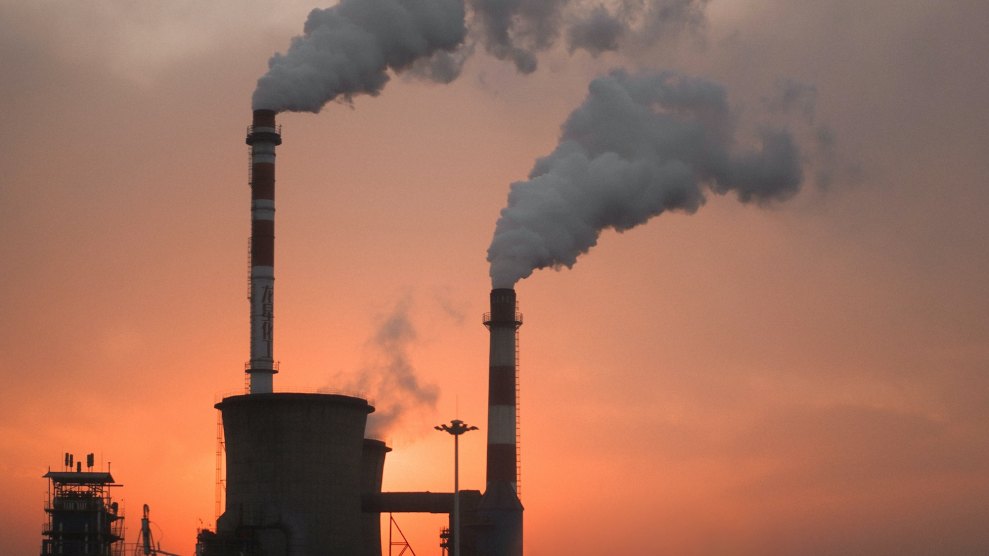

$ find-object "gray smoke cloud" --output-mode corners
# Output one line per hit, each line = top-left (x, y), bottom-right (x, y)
(567, 0), (708, 56)
(567, 5), (625, 55)
(763, 78), (850, 189)
(253, 0), (467, 112)
(468, 0), (569, 73)
(487, 69), (808, 287)
(408, 42), (475, 83)
(469, 0), (709, 72)
(764, 78), (818, 124)
(253, 0), (713, 106)
(342, 299), (440, 439)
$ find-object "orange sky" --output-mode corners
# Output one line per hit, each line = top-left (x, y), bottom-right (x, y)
(3, 1), (989, 554)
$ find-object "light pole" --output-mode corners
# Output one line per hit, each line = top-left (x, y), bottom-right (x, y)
(435, 419), (478, 556)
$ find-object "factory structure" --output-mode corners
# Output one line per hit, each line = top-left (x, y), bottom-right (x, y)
(190, 110), (525, 555)
(39, 110), (526, 555)
(41, 453), (124, 556)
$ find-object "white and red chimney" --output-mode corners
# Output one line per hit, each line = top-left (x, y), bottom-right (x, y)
(483, 288), (522, 491)
(245, 109), (282, 394)
(479, 288), (524, 556)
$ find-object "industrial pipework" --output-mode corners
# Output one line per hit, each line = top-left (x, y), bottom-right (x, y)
(245, 109), (282, 394)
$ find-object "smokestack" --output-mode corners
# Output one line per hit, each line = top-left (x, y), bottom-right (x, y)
(479, 288), (523, 556)
(245, 109), (282, 394)
(484, 288), (521, 491)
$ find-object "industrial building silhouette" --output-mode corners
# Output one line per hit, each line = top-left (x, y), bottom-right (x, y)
(192, 111), (524, 556)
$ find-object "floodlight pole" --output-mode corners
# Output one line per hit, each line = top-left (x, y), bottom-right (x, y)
(435, 419), (478, 556)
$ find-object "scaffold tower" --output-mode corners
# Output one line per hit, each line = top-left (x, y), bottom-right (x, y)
(41, 453), (124, 556)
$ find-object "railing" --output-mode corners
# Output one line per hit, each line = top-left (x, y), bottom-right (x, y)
(214, 387), (374, 407)
(246, 124), (282, 136)
(481, 312), (523, 325)
(47, 498), (104, 511)
(243, 361), (281, 371)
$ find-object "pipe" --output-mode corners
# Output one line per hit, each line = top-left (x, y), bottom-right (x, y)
(362, 491), (481, 514)
(245, 109), (282, 394)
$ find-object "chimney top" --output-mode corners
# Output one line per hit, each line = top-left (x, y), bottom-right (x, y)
(252, 109), (277, 128)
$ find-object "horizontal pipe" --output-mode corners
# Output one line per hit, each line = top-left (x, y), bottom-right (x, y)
(362, 491), (481, 514)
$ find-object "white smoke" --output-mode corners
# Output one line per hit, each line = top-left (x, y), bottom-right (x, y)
(253, 0), (467, 112)
(253, 0), (714, 107)
(251, 4), (829, 289)
(342, 298), (440, 439)
(487, 69), (808, 288)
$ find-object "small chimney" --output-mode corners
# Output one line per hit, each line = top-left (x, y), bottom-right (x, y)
(245, 109), (282, 394)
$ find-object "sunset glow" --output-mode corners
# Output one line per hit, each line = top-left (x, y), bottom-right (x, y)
(4, 1), (989, 554)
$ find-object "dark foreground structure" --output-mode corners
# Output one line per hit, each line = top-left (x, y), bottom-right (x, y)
(196, 111), (525, 555)
(41, 455), (124, 556)
(204, 393), (378, 555)
(478, 288), (525, 556)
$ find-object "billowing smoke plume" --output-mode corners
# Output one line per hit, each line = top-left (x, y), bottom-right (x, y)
(762, 78), (847, 189)
(252, 0), (714, 106)
(253, 0), (467, 112)
(469, 0), (568, 73)
(488, 69), (807, 287)
(328, 299), (439, 439)
(469, 0), (709, 73)
(567, 0), (708, 56)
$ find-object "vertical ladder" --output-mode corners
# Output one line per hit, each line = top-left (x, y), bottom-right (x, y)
(246, 238), (252, 301)
(246, 144), (253, 187)
(215, 410), (225, 526)
(247, 144), (254, 302)
(515, 316), (522, 498)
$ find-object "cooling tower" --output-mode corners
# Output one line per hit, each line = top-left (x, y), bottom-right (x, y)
(361, 439), (390, 556)
(216, 393), (373, 555)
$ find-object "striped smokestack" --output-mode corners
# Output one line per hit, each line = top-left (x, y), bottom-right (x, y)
(245, 109), (282, 394)
(483, 288), (521, 491)
(479, 288), (524, 556)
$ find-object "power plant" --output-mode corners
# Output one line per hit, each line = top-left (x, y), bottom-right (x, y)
(188, 110), (526, 556)
(38, 105), (528, 555)
(39, 109), (528, 555)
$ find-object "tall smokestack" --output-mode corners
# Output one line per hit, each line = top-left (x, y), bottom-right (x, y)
(245, 109), (282, 394)
(484, 288), (521, 491)
(479, 288), (523, 556)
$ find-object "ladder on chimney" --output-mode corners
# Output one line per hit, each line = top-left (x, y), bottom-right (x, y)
(246, 146), (254, 301)
(515, 325), (522, 498)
